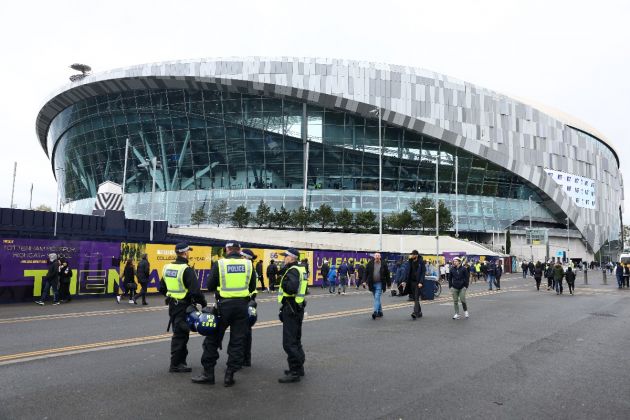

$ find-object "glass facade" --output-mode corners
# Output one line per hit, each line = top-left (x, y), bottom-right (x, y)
(49, 88), (557, 230)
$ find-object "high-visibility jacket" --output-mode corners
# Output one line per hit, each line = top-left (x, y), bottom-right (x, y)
(278, 265), (308, 305)
(217, 258), (252, 298)
(162, 263), (189, 300)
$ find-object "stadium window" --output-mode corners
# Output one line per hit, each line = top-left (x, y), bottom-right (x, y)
(558, 174), (563, 180)
(567, 176), (571, 181)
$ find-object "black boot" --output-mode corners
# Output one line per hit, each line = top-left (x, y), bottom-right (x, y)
(224, 370), (235, 387)
(284, 367), (305, 377)
(191, 371), (215, 384)
(169, 363), (192, 373)
(279, 371), (301, 383)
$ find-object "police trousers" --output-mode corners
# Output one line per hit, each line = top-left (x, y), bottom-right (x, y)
(201, 298), (248, 372)
(169, 302), (190, 367)
(281, 301), (305, 372)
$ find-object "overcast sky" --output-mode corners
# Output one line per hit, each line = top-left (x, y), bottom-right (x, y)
(1, 0), (628, 213)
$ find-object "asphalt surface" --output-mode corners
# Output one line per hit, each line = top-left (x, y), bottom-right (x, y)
(1, 272), (629, 420)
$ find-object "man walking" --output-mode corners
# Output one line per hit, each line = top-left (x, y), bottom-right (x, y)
(449, 257), (469, 319)
(255, 259), (265, 291)
(320, 258), (330, 289)
(486, 260), (496, 291)
(337, 260), (349, 295)
(267, 259), (278, 292)
(133, 253), (150, 305)
(553, 262), (565, 295)
(400, 250), (423, 320)
(36, 253), (60, 306)
(364, 252), (389, 320)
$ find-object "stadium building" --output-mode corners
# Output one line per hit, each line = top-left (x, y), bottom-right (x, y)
(36, 57), (623, 260)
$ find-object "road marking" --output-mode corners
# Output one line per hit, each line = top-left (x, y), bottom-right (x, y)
(0, 290), (504, 366)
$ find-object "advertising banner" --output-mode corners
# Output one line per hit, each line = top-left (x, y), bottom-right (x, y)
(263, 249), (315, 286)
(313, 251), (374, 286)
(0, 238), (119, 302)
(120, 242), (213, 291)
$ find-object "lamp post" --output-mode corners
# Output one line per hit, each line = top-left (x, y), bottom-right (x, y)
(138, 157), (162, 242)
(528, 195), (533, 262)
(370, 107), (383, 252)
(53, 167), (65, 237)
(435, 154), (440, 264)
(455, 155), (459, 238)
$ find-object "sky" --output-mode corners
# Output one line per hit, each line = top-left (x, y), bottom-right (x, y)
(0, 0), (628, 212)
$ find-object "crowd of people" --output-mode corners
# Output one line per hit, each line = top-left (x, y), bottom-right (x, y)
(35, 253), (72, 306)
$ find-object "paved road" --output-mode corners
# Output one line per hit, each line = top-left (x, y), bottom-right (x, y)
(1, 273), (629, 419)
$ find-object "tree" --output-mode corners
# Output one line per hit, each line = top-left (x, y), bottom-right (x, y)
(409, 197), (452, 233)
(387, 210), (415, 233)
(34, 204), (52, 212)
(336, 208), (354, 232)
(231, 205), (250, 228)
(292, 206), (312, 230)
(313, 203), (335, 230)
(271, 205), (290, 229)
(506, 229), (512, 254)
(209, 200), (230, 227)
(252, 200), (271, 228)
(355, 210), (377, 233)
(190, 207), (208, 227)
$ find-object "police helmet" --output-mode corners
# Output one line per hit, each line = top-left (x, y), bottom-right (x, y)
(247, 300), (258, 327)
(185, 306), (202, 333)
(196, 312), (220, 336)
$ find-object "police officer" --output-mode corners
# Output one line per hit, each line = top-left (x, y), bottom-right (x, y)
(277, 248), (309, 383)
(159, 242), (207, 373)
(240, 248), (258, 367)
(192, 241), (256, 387)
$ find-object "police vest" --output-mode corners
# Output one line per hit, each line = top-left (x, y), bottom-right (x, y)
(278, 265), (308, 305)
(162, 263), (189, 300)
(217, 258), (252, 298)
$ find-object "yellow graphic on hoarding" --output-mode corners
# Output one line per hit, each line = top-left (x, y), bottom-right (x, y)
(263, 249), (315, 285)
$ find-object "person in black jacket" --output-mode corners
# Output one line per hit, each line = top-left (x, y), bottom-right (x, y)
(449, 257), (470, 319)
(320, 259), (330, 289)
(122, 259), (136, 304)
(545, 263), (555, 291)
(533, 261), (543, 291)
(133, 254), (150, 305)
(400, 251), (424, 319)
(159, 243), (208, 374)
(58, 257), (73, 303)
(565, 267), (576, 295)
(36, 253), (60, 306)
(364, 252), (390, 320)
(255, 259), (265, 291)
(267, 259), (278, 292)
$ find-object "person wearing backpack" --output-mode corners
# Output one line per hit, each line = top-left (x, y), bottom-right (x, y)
(545, 263), (555, 291)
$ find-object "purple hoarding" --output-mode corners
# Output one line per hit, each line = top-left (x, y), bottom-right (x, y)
(0, 238), (120, 302)
(313, 251), (374, 286)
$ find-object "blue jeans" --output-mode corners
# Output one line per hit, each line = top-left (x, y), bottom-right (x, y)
(41, 279), (59, 302)
(487, 274), (495, 290)
(373, 283), (382, 314)
(328, 281), (336, 293)
(555, 279), (563, 294)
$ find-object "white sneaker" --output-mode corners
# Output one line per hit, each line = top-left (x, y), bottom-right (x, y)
(342, 292), (346, 295)
(464, 311), (469, 318)
(452, 313), (460, 320)
(128, 299), (134, 304)
(116, 296), (121, 303)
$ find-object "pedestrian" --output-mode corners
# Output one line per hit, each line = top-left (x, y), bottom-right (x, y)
(241, 249), (259, 367)
(327, 264), (337, 293)
(36, 253), (60, 306)
(347, 259), (356, 287)
(475, 261), (482, 282)
(256, 259), (265, 291)
(565, 266), (576, 295)
(277, 248), (309, 383)
(528, 261), (535, 277)
(521, 261), (528, 278)
(393, 259), (408, 296)
(159, 242), (208, 374)
(122, 259), (137, 304)
(449, 257), (469, 319)
(533, 261), (543, 291)
(615, 262), (624, 289)
(399, 250), (423, 318)
(58, 257), (73, 303)
(624, 264), (630, 288)
(193, 241), (256, 386)
(494, 260), (503, 291)
(356, 261), (366, 289)
(320, 259), (330, 289)
(486, 260), (496, 291)
(364, 252), (390, 320)
(337, 260), (349, 295)
(267, 259), (278, 292)
(545, 263), (554, 291)
(553, 262), (564, 295)
(133, 253), (150, 305)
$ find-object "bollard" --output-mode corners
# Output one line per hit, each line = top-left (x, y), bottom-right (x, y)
(602, 269), (607, 285)
(584, 270), (588, 285)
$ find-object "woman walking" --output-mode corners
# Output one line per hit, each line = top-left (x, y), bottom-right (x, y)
(122, 259), (137, 304)
(533, 261), (543, 291)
